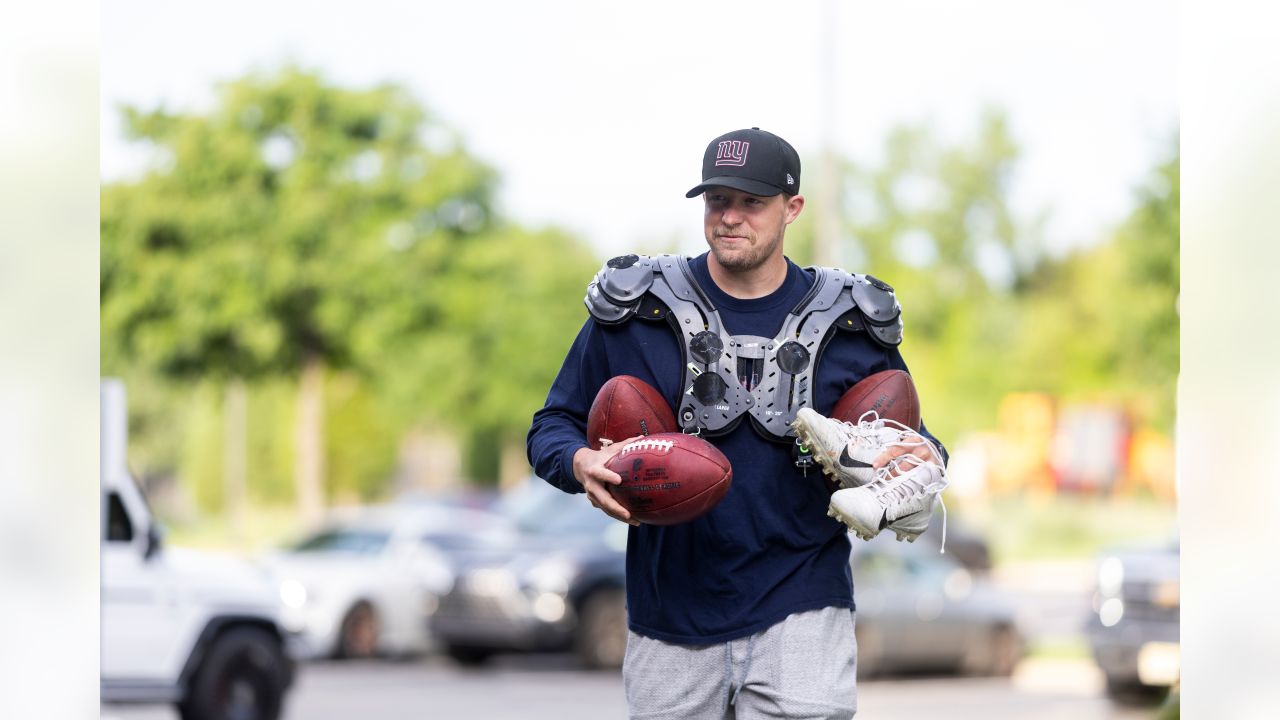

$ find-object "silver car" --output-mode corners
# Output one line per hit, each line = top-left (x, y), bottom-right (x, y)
(430, 479), (630, 669)
(852, 535), (1023, 677)
(261, 502), (515, 660)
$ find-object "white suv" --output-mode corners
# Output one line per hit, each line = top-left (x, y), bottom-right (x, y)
(101, 380), (294, 720)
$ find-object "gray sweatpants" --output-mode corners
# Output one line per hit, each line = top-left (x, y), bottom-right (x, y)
(623, 607), (858, 719)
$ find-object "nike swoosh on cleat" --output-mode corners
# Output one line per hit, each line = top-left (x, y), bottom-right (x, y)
(839, 446), (875, 469)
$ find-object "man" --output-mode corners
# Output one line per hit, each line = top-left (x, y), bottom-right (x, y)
(528, 127), (948, 719)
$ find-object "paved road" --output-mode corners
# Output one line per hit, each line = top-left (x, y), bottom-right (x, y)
(103, 655), (1160, 720)
(105, 563), (1155, 719)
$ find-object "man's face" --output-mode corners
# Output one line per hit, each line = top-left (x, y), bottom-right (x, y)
(702, 187), (804, 273)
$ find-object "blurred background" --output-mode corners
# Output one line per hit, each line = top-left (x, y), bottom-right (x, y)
(98, 1), (1179, 718)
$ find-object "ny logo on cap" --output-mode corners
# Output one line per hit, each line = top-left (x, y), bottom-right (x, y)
(715, 140), (749, 167)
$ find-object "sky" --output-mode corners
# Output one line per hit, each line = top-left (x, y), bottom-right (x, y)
(100, 0), (1177, 260)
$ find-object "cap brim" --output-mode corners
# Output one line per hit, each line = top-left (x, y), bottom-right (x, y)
(685, 176), (784, 199)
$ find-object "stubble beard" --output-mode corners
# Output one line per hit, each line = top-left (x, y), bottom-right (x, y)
(709, 230), (783, 273)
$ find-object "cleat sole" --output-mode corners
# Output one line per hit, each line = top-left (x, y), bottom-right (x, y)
(827, 502), (881, 541)
(891, 528), (923, 543)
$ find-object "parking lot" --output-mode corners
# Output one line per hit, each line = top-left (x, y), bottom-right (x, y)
(103, 653), (1157, 720)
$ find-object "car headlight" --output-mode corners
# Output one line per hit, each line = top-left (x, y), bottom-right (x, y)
(1099, 597), (1124, 627)
(532, 593), (568, 623)
(943, 568), (973, 601)
(279, 579), (308, 609)
(525, 558), (577, 595)
(469, 567), (518, 596)
(1098, 557), (1124, 597)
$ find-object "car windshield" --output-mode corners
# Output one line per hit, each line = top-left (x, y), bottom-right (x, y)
(496, 480), (613, 538)
(292, 529), (390, 555)
(421, 526), (513, 551)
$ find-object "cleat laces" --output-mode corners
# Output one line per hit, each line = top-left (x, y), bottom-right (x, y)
(869, 453), (949, 554)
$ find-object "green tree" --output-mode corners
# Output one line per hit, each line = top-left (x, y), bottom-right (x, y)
(391, 224), (597, 483)
(794, 115), (1178, 441)
(1008, 144), (1179, 431)
(796, 110), (1040, 440)
(102, 67), (500, 521)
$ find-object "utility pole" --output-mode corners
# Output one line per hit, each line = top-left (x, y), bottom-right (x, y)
(815, 0), (843, 267)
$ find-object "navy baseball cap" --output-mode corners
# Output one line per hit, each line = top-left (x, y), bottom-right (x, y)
(685, 127), (801, 198)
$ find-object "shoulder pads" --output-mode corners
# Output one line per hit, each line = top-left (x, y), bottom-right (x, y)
(584, 253), (656, 325)
(849, 273), (903, 347)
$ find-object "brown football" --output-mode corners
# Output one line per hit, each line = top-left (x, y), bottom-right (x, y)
(830, 369), (921, 430)
(587, 375), (678, 450)
(604, 433), (732, 525)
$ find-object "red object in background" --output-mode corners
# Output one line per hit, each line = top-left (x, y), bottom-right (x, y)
(587, 375), (677, 450)
(604, 433), (732, 525)
(1050, 405), (1131, 494)
(830, 369), (922, 431)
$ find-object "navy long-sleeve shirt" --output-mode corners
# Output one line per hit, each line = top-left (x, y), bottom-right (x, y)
(527, 253), (946, 644)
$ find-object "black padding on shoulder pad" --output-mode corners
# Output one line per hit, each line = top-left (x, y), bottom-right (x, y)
(834, 309), (865, 333)
(776, 341), (811, 373)
(608, 254), (640, 269)
(636, 293), (670, 321)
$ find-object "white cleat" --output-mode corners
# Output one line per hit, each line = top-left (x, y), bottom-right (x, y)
(828, 456), (948, 545)
(792, 408), (904, 490)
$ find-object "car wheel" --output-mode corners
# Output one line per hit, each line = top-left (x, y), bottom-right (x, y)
(986, 625), (1022, 677)
(178, 626), (288, 720)
(960, 624), (1021, 677)
(1105, 675), (1169, 705)
(575, 587), (627, 670)
(336, 601), (379, 659)
(445, 644), (496, 667)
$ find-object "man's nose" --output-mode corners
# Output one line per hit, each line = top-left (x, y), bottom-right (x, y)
(720, 204), (742, 225)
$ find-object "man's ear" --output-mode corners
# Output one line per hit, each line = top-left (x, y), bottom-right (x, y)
(784, 194), (805, 224)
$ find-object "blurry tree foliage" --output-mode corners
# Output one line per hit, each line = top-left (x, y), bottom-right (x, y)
(791, 112), (1177, 442)
(102, 68), (596, 512)
(103, 70), (1177, 518)
(1008, 149), (1179, 432)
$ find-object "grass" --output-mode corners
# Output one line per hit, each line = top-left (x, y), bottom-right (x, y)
(1024, 635), (1091, 661)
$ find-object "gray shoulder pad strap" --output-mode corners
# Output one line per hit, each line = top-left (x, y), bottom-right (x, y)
(647, 256), (754, 435)
(849, 273), (903, 347)
(739, 267), (856, 439)
(584, 253), (657, 325)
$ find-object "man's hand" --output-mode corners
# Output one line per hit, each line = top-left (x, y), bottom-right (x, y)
(872, 431), (943, 476)
(572, 436), (642, 526)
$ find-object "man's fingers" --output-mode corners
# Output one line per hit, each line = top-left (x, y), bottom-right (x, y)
(873, 437), (938, 471)
(872, 447), (900, 469)
(588, 483), (635, 524)
(592, 465), (624, 486)
(872, 445), (923, 474)
(576, 439), (646, 526)
(583, 472), (638, 525)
